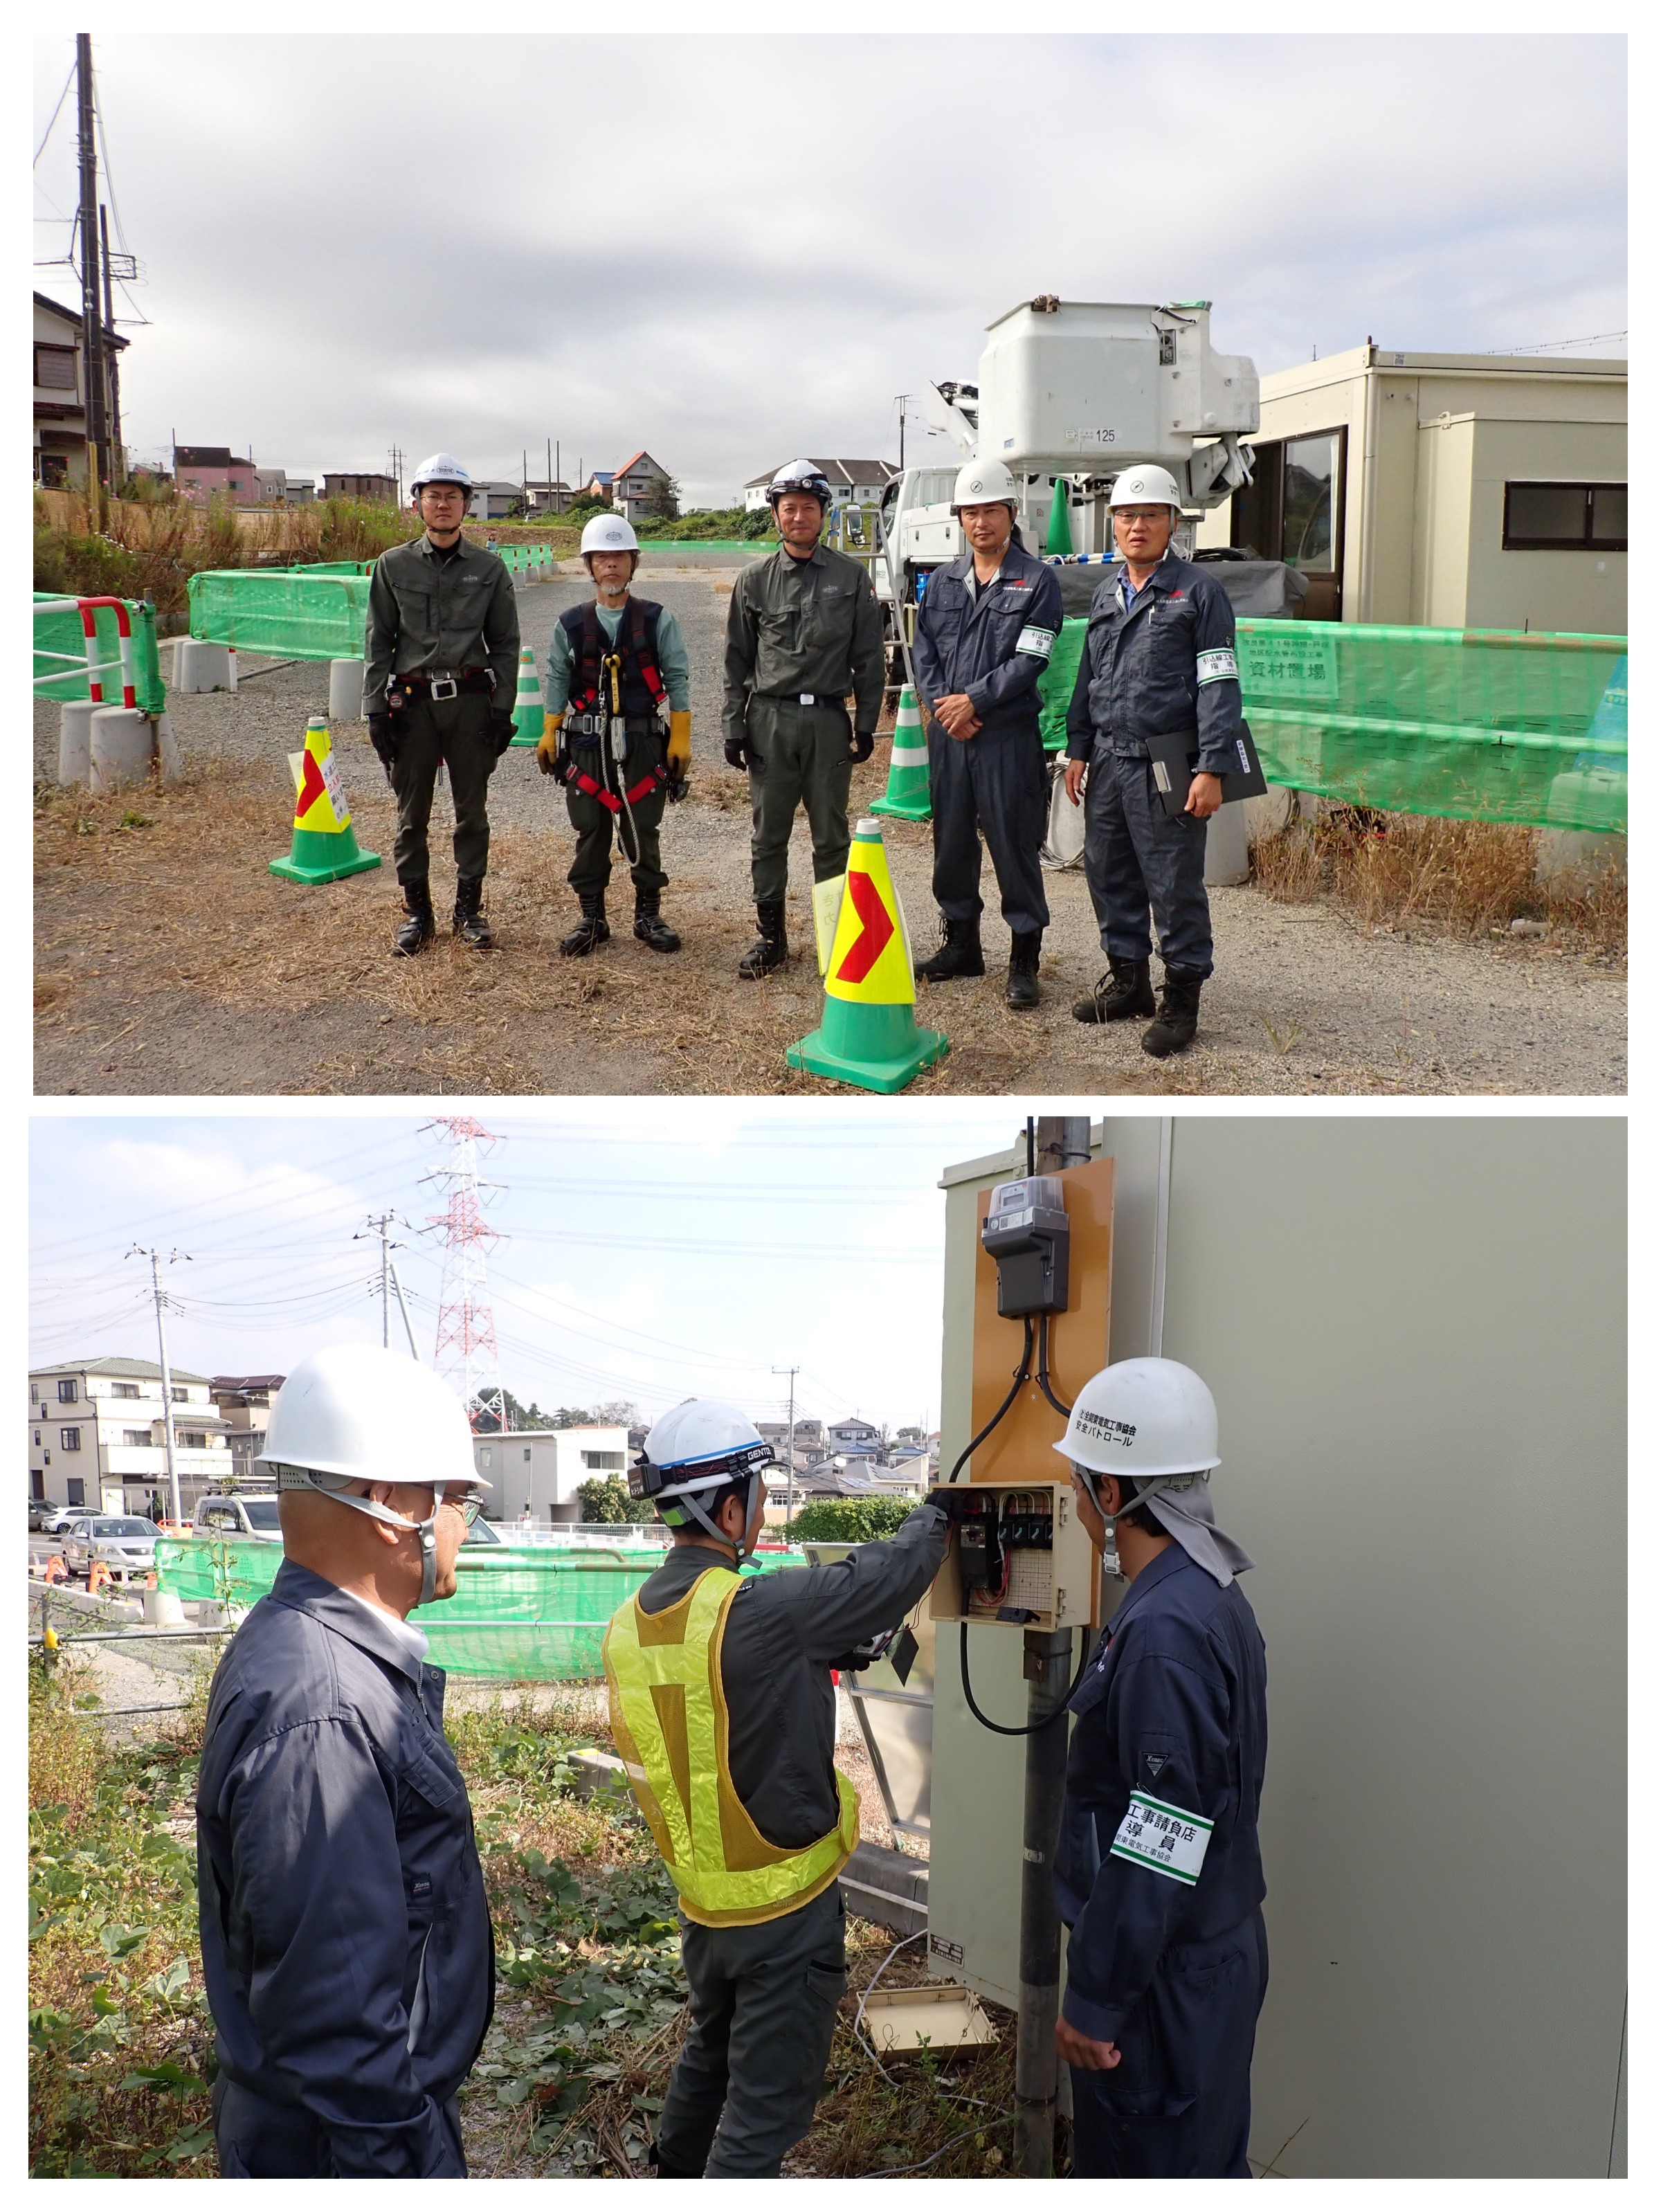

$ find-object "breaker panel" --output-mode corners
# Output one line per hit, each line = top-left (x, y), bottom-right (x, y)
(928, 1478), (1094, 1633)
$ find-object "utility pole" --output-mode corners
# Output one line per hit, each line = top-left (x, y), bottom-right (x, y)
(771, 1364), (800, 1525)
(76, 34), (108, 525)
(129, 1246), (188, 1526)
(556, 440), (561, 509)
(894, 394), (911, 472)
(356, 1210), (408, 1348)
(99, 206), (121, 490)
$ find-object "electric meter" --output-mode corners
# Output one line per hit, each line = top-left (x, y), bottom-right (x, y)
(981, 1176), (1070, 1318)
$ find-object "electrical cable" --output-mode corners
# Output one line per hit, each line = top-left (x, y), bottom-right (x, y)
(957, 1620), (1089, 1738)
(1034, 1309), (1073, 1420)
(850, 1928), (927, 2082)
(946, 1316), (1033, 1483)
(34, 57), (76, 167)
(865, 2115), (1015, 2178)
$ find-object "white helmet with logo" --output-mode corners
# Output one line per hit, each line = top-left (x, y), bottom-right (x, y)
(1108, 464), (1183, 511)
(952, 459), (1019, 514)
(630, 1398), (777, 1557)
(581, 513), (639, 557)
(768, 459), (835, 509)
(408, 452), (474, 495)
(255, 1343), (486, 1605)
(1055, 1357), (1219, 1520)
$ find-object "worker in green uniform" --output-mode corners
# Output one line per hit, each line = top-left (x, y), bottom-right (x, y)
(721, 460), (885, 978)
(363, 454), (520, 956)
(537, 513), (693, 957)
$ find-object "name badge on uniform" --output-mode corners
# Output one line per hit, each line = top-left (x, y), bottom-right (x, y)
(1016, 626), (1057, 659)
(1109, 1790), (1214, 1885)
(1196, 648), (1238, 686)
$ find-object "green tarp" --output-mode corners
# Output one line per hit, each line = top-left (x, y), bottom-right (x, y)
(33, 593), (167, 714)
(188, 569), (372, 660)
(1034, 616), (1626, 833)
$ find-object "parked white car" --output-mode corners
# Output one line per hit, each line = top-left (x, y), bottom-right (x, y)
(62, 1516), (160, 1581)
(192, 1494), (282, 1541)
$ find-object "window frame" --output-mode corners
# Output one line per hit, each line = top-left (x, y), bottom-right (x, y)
(1502, 480), (1628, 553)
(57, 1378), (78, 1404)
(35, 343), (80, 392)
(60, 1427), (82, 1452)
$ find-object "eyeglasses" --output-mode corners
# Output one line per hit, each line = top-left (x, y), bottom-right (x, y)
(438, 1489), (485, 1527)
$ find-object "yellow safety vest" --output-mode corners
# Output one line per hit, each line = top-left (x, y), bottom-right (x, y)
(602, 1565), (860, 1928)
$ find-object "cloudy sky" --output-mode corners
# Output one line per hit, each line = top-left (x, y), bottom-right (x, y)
(29, 1103), (1055, 1435)
(33, 31), (1625, 504)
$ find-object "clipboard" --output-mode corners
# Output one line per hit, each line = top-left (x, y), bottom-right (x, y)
(1146, 720), (1268, 819)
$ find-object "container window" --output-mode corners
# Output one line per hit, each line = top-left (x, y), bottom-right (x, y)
(1503, 482), (1628, 551)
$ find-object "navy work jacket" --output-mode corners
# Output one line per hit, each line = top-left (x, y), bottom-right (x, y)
(912, 538), (1063, 739)
(1064, 552), (1244, 777)
(1055, 1545), (1267, 2044)
(196, 1561), (493, 2176)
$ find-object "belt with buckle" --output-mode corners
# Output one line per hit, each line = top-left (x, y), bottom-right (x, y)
(399, 667), (491, 702)
(760, 691), (845, 709)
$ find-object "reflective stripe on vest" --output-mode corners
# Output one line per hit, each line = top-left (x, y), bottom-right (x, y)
(602, 1566), (860, 1928)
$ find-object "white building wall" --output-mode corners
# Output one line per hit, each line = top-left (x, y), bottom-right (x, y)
(473, 1426), (628, 1521)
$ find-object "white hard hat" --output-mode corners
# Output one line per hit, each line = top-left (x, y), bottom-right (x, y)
(631, 1398), (777, 1557)
(952, 459), (1019, 512)
(768, 459), (834, 507)
(1108, 464), (1183, 511)
(581, 512), (639, 556)
(408, 453), (473, 494)
(1054, 1358), (1221, 1483)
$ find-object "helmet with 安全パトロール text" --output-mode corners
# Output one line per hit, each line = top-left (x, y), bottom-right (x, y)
(1107, 464), (1183, 511)
(1054, 1357), (1220, 1480)
(768, 460), (835, 509)
(408, 453), (474, 496)
(951, 459), (1019, 514)
(581, 513), (639, 556)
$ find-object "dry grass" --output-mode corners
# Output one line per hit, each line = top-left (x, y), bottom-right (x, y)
(1250, 808), (1626, 959)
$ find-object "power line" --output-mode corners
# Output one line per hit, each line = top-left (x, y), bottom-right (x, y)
(34, 55), (76, 167)
(1482, 329), (1626, 356)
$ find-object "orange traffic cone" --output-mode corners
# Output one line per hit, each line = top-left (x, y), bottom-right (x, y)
(87, 1559), (110, 1597)
(44, 1553), (67, 1584)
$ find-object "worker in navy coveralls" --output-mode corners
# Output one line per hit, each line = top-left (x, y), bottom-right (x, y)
(1051, 1358), (1269, 2179)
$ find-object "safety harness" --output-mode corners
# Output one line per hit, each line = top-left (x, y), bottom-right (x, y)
(556, 599), (675, 853)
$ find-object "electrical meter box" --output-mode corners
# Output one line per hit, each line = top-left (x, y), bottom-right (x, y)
(981, 1175), (1070, 1317)
(928, 1478), (1096, 1633)
(974, 299), (1259, 473)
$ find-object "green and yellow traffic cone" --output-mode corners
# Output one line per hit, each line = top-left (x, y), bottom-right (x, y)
(1045, 475), (1074, 558)
(510, 649), (545, 746)
(269, 716), (381, 885)
(786, 818), (948, 1094)
(869, 685), (931, 822)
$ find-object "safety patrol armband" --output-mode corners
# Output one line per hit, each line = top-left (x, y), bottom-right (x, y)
(1016, 626), (1058, 660)
(1195, 648), (1238, 687)
(1108, 1791), (1213, 1885)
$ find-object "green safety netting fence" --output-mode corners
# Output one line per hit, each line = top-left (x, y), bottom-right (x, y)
(188, 569), (372, 660)
(1035, 619), (1626, 833)
(33, 593), (167, 714)
(154, 1536), (802, 1677)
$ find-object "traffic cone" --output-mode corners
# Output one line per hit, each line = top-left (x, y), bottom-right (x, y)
(87, 1559), (110, 1597)
(1046, 476), (1074, 557)
(869, 686), (932, 822)
(510, 648), (545, 746)
(269, 716), (382, 885)
(786, 817), (949, 1094)
(44, 1554), (67, 1584)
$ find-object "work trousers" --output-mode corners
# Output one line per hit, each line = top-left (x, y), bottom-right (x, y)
(1082, 743), (1214, 978)
(1069, 1910), (1268, 2179)
(564, 727), (669, 900)
(655, 1883), (848, 2178)
(210, 2075), (467, 2179)
(746, 698), (853, 904)
(927, 718), (1051, 939)
(388, 690), (496, 888)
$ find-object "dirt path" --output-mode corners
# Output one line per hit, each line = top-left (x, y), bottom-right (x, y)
(35, 572), (1625, 1097)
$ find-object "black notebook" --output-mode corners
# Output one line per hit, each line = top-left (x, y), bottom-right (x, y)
(1146, 720), (1269, 817)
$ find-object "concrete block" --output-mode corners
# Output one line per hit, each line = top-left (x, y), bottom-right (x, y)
(154, 711), (184, 784)
(142, 1588), (186, 1627)
(565, 1748), (632, 1804)
(1535, 828), (1626, 894)
(174, 639), (235, 692)
(57, 699), (96, 786)
(89, 706), (155, 791)
(329, 656), (366, 720)
(1204, 799), (1250, 886)
(839, 1838), (929, 1939)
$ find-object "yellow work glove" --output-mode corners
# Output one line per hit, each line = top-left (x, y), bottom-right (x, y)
(667, 709), (692, 778)
(536, 711), (565, 777)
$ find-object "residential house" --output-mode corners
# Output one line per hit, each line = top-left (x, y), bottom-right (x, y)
(321, 471), (399, 505)
(522, 479), (574, 516)
(28, 1357), (230, 1519)
(210, 1375), (287, 1485)
(583, 471), (617, 505)
(34, 291), (127, 490)
(254, 468), (316, 506)
(472, 1425), (630, 1524)
(174, 445), (260, 506)
(468, 480), (525, 522)
(826, 1416), (884, 1460)
(743, 458), (898, 513)
(608, 451), (675, 523)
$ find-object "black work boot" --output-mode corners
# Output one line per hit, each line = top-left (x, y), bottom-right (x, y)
(392, 880), (435, 957)
(633, 889), (681, 954)
(738, 900), (788, 979)
(453, 873), (493, 951)
(1005, 930), (1043, 1010)
(915, 915), (986, 982)
(1073, 956), (1156, 1024)
(1142, 966), (1205, 1058)
(559, 892), (610, 958)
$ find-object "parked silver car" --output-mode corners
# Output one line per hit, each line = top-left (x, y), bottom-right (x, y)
(62, 1516), (161, 1581)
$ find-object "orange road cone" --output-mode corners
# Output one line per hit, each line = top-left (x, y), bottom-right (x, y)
(786, 817), (948, 1094)
(87, 1559), (110, 1596)
(270, 716), (381, 885)
(44, 1554), (67, 1584)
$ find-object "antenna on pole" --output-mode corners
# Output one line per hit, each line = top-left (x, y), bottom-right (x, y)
(128, 1245), (190, 1525)
(420, 1118), (507, 1431)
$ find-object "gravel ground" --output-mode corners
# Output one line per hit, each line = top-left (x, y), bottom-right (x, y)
(35, 570), (1625, 1096)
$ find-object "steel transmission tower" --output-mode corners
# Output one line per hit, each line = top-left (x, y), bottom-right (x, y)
(421, 1118), (507, 1430)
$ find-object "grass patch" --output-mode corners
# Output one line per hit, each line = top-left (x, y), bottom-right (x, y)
(1250, 807), (1626, 958)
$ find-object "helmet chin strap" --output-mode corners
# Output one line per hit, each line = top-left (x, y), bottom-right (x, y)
(1074, 1465), (1202, 1526)
(274, 1467), (442, 1606)
(677, 1472), (763, 1566)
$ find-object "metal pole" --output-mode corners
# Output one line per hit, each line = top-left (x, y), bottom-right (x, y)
(390, 1263), (420, 1362)
(874, 505), (922, 703)
(772, 1364), (799, 1527)
(1149, 1116), (1174, 1357)
(100, 204), (121, 491)
(149, 1253), (183, 1527)
(1034, 1116), (1091, 1172)
(1015, 1626), (1075, 2175)
(76, 34), (107, 524)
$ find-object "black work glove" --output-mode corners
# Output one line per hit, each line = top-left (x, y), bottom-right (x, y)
(488, 708), (518, 758)
(663, 772), (689, 804)
(724, 734), (756, 771)
(367, 714), (397, 781)
(850, 729), (875, 763)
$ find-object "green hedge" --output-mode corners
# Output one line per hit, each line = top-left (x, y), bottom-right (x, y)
(786, 1496), (916, 1544)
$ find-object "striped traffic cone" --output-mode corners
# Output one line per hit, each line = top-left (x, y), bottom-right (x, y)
(510, 649), (545, 746)
(786, 817), (949, 1094)
(869, 686), (931, 822)
(269, 716), (382, 885)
